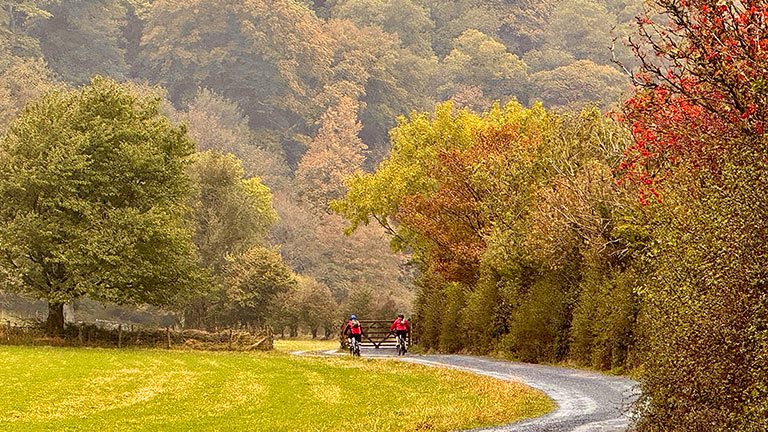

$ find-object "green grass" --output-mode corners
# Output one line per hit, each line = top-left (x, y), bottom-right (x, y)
(0, 346), (552, 432)
(273, 337), (340, 353)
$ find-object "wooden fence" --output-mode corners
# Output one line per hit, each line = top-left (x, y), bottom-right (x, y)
(0, 321), (273, 351)
(340, 320), (413, 350)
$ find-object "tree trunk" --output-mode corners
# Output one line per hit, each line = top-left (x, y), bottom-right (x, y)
(311, 327), (317, 339)
(46, 302), (65, 335)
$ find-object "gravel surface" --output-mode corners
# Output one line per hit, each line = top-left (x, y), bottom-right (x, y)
(400, 354), (639, 432)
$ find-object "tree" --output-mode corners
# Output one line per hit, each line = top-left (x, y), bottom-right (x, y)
(224, 246), (296, 327)
(529, 60), (628, 111)
(329, 0), (435, 57)
(0, 0), (50, 58)
(30, 0), (129, 84)
(0, 77), (202, 334)
(294, 97), (367, 210)
(428, 0), (501, 57)
(138, 0), (336, 164)
(522, 45), (575, 73)
(184, 151), (277, 328)
(188, 152), (277, 273)
(294, 275), (337, 337)
(544, 0), (616, 63)
(0, 57), (60, 131)
(619, 0), (768, 429)
(322, 19), (438, 163)
(441, 29), (528, 104)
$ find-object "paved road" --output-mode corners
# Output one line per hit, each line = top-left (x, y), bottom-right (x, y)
(346, 348), (639, 432)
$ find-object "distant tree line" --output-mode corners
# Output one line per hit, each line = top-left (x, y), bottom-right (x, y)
(2, 0), (636, 163)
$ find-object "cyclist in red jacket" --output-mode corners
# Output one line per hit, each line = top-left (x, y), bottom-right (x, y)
(342, 315), (363, 348)
(390, 314), (411, 354)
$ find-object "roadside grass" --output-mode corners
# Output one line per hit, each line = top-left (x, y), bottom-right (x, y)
(0, 345), (552, 432)
(273, 337), (339, 353)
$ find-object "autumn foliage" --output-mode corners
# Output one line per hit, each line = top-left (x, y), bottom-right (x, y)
(619, 0), (768, 201)
(619, 0), (768, 430)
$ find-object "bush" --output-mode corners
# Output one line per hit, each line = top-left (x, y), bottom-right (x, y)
(502, 276), (568, 363)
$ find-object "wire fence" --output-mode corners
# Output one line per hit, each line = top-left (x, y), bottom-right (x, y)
(0, 321), (274, 351)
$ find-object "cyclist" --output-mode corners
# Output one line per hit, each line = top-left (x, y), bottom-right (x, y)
(342, 315), (363, 355)
(389, 313), (411, 354)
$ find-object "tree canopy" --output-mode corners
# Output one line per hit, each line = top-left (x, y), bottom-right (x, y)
(0, 77), (203, 333)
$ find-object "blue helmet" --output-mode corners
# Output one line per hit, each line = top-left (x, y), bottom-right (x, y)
(350, 315), (357, 320)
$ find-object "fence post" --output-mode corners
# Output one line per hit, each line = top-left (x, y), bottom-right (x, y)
(118, 324), (122, 349)
(166, 326), (171, 350)
(228, 328), (233, 350)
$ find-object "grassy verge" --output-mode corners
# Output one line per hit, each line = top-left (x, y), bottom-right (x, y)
(0, 345), (552, 432)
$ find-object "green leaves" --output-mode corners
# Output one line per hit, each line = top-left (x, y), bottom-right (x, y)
(224, 246), (296, 326)
(0, 77), (202, 320)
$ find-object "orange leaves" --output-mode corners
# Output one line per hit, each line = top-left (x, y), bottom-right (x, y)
(393, 118), (545, 284)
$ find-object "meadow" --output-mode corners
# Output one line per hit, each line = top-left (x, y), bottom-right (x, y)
(273, 338), (340, 353)
(0, 346), (552, 432)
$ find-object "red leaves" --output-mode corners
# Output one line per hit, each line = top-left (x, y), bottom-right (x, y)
(619, 0), (768, 203)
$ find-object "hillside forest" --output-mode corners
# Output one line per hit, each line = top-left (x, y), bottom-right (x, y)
(1, 0), (634, 334)
(2, 0), (768, 430)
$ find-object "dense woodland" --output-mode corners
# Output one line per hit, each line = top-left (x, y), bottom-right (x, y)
(1, 0), (767, 430)
(0, 0), (634, 334)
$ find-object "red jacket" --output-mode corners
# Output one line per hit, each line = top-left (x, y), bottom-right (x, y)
(390, 318), (410, 332)
(344, 320), (362, 335)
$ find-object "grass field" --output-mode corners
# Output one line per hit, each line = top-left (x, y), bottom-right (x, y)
(273, 338), (339, 353)
(0, 346), (552, 432)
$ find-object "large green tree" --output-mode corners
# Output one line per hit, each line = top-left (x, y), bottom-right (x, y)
(0, 77), (202, 333)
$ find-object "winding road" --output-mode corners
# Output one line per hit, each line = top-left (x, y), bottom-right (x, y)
(319, 348), (639, 431)
(401, 354), (638, 432)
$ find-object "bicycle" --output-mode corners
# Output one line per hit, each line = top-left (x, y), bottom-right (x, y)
(394, 332), (407, 356)
(348, 336), (361, 357)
